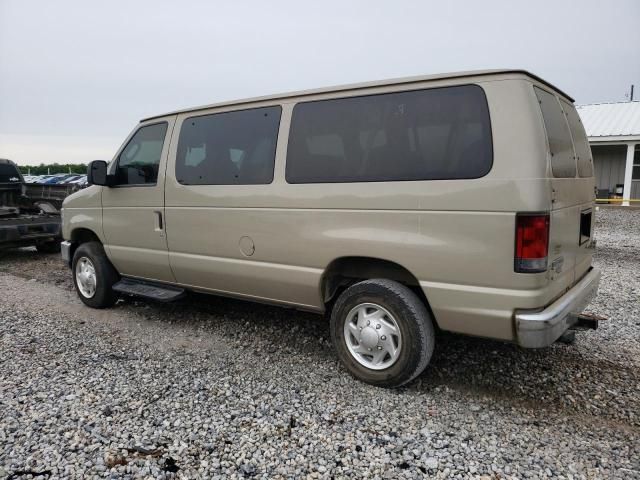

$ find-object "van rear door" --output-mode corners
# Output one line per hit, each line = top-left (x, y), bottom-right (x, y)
(534, 86), (595, 297)
(559, 99), (595, 280)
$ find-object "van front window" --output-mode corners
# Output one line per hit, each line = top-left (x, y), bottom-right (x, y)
(115, 122), (168, 185)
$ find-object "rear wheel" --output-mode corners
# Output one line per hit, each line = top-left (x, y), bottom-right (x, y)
(330, 279), (435, 388)
(72, 241), (119, 308)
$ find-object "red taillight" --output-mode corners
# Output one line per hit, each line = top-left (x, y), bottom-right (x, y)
(514, 213), (550, 273)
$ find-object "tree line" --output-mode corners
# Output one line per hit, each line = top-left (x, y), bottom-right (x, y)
(17, 163), (88, 175)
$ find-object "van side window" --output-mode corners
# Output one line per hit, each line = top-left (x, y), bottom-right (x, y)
(285, 85), (492, 183)
(560, 100), (594, 178)
(534, 87), (576, 178)
(176, 106), (281, 185)
(114, 122), (168, 186)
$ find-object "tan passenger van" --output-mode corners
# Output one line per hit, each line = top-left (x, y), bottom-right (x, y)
(61, 69), (600, 387)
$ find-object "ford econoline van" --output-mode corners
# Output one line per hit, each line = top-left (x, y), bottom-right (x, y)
(61, 69), (600, 387)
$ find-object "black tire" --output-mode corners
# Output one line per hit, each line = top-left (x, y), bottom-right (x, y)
(72, 241), (119, 308)
(330, 279), (435, 388)
(36, 240), (61, 254)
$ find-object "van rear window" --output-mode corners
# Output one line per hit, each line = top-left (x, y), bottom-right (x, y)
(560, 100), (594, 178)
(285, 85), (493, 183)
(534, 87), (576, 178)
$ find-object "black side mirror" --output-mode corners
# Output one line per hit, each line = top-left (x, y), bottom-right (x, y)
(87, 160), (111, 186)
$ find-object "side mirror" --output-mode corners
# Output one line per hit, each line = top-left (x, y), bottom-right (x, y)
(87, 160), (111, 186)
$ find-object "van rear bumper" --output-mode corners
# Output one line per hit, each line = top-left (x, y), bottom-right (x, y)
(515, 267), (600, 348)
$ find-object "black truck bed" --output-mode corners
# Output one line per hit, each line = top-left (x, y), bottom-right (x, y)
(0, 159), (63, 251)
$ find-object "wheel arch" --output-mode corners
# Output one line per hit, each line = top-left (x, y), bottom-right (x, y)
(68, 228), (102, 264)
(70, 227), (101, 245)
(320, 256), (436, 324)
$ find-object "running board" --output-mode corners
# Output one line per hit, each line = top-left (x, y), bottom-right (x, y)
(112, 278), (186, 302)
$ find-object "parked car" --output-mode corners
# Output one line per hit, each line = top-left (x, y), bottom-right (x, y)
(42, 176), (63, 184)
(53, 175), (70, 184)
(32, 175), (53, 183)
(69, 175), (88, 186)
(57, 175), (81, 184)
(60, 69), (600, 387)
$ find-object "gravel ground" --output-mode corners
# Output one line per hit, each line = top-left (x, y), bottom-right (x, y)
(0, 207), (638, 479)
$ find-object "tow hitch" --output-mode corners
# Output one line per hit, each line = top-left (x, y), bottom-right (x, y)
(556, 312), (606, 344)
(569, 312), (606, 331)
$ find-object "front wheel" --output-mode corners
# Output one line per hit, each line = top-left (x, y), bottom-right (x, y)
(72, 241), (119, 308)
(330, 279), (435, 388)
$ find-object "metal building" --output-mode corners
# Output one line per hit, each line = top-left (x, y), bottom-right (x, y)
(577, 101), (640, 205)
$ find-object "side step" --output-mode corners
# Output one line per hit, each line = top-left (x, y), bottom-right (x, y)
(112, 278), (186, 302)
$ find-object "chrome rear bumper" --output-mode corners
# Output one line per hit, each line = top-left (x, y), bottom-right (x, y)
(515, 267), (601, 348)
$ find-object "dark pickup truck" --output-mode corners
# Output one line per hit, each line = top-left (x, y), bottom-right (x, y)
(0, 158), (62, 253)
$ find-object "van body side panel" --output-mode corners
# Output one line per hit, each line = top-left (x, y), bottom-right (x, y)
(61, 185), (105, 243)
(162, 79), (561, 340)
(164, 105), (327, 307)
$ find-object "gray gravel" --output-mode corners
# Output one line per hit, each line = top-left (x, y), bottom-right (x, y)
(1, 206), (639, 479)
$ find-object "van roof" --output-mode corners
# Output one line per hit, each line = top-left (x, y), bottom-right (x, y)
(141, 69), (573, 122)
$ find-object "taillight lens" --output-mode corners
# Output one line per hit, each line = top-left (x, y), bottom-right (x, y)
(514, 213), (550, 273)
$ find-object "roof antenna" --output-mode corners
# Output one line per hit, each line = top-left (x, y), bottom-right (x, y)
(626, 84), (634, 102)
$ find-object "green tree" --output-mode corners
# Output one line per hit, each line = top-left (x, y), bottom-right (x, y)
(18, 163), (88, 175)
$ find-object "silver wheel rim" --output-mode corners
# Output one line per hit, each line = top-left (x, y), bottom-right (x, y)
(343, 303), (402, 370)
(75, 257), (97, 299)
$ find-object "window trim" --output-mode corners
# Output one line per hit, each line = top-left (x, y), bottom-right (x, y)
(111, 121), (169, 188)
(175, 105), (283, 186)
(284, 84), (494, 184)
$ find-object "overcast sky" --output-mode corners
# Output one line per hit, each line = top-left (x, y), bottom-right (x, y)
(1, 0), (639, 166)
